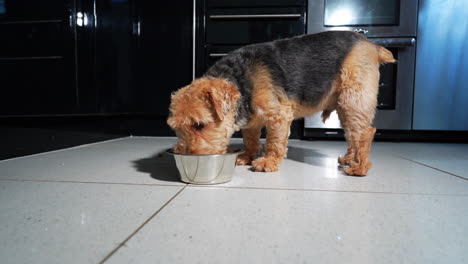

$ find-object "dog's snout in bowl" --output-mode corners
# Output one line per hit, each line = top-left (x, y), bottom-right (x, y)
(166, 148), (243, 184)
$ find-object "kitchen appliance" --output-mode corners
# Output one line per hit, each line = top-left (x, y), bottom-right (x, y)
(197, 0), (307, 76)
(305, 0), (419, 136)
(308, 0), (418, 37)
(413, 0), (468, 131)
(196, 0), (307, 138)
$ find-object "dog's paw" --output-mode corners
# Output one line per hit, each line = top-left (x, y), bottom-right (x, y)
(343, 167), (366, 176)
(338, 156), (350, 166)
(236, 153), (253, 166)
(342, 161), (371, 176)
(251, 157), (280, 172)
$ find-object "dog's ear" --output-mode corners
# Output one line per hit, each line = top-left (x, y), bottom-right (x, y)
(167, 85), (193, 128)
(206, 80), (240, 122)
(207, 89), (225, 122)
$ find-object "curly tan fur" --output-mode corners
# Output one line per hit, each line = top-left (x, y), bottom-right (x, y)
(168, 39), (395, 176)
(334, 41), (393, 176)
(167, 78), (240, 155)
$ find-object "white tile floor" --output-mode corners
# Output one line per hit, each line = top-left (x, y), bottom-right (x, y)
(0, 137), (467, 264)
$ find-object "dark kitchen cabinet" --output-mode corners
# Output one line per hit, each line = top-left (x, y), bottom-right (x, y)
(0, 59), (75, 115)
(0, 0), (76, 115)
(0, 0), (68, 21)
(77, 0), (193, 115)
(0, 23), (67, 57)
(0, 0), (193, 117)
(131, 0), (193, 115)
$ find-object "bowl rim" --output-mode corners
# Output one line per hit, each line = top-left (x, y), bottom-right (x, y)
(166, 148), (243, 157)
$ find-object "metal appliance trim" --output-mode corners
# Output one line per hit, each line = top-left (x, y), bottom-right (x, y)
(307, 0), (419, 37)
(209, 14), (302, 19)
(192, 0), (196, 80)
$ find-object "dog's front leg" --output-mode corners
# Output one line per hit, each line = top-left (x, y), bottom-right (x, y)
(252, 115), (292, 172)
(237, 127), (262, 166)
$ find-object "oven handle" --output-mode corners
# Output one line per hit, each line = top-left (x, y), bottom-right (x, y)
(209, 14), (302, 19)
(369, 38), (416, 47)
(209, 53), (228, 57)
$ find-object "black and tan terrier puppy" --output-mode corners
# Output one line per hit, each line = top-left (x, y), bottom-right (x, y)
(167, 31), (395, 176)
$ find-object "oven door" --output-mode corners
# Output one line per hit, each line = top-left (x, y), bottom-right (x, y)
(206, 7), (306, 45)
(304, 37), (416, 132)
(308, 0), (418, 37)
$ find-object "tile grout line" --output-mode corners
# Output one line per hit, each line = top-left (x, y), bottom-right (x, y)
(0, 136), (131, 164)
(184, 184), (468, 197)
(1, 178), (466, 197)
(99, 184), (188, 264)
(397, 155), (468, 181)
(0, 178), (184, 187)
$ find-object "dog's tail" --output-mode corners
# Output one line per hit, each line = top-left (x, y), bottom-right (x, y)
(377, 46), (396, 64)
(321, 109), (333, 123)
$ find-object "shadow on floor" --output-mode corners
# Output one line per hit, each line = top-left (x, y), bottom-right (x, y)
(133, 145), (345, 181)
(233, 143), (340, 170)
(132, 151), (181, 183)
(288, 146), (349, 174)
(287, 146), (332, 166)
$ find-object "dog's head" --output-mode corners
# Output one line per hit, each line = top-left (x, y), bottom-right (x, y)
(167, 77), (240, 154)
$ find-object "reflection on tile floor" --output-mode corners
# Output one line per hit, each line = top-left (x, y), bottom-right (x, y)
(0, 137), (467, 263)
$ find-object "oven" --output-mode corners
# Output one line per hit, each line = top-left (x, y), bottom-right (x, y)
(305, 0), (418, 136)
(308, 0), (418, 37)
(197, 0), (307, 76)
(195, 0), (308, 139)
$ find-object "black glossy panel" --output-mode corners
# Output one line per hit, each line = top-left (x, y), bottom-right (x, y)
(205, 45), (241, 69)
(93, 0), (134, 113)
(0, 0), (5, 15)
(134, 0), (193, 114)
(377, 48), (397, 109)
(0, 59), (75, 115)
(73, 0), (97, 113)
(207, 8), (306, 44)
(82, 0), (193, 115)
(0, 22), (66, 57)
(207, 0), (306, 7)
(0, 0), (69, 21)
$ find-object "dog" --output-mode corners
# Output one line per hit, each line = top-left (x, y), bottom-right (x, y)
(167, 31), (395, 176)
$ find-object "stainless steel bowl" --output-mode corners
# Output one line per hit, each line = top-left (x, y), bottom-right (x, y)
(166, 148), (243, 184)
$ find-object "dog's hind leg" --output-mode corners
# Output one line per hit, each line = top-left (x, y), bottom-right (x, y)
(337, 93), (377, 176)
(337, 41), (380, 176)
(352, 127), (376, 175)
(338, 144), (355, 166)
(237, 127), (262, 165)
